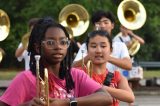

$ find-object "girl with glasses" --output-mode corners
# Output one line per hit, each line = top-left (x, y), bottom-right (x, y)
(0, 17), (112, 106)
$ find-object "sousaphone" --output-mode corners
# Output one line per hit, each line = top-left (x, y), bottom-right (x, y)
(117, 0), (146, 56)
(0, 9), (10, 62)
(59, 4), (89, 37)
(0, 9), (10, 41)
(0, 48), (5, 63)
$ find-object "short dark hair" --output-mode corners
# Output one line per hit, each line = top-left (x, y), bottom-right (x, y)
(86, 30), (113, 50)
(91, 10), (115, 24)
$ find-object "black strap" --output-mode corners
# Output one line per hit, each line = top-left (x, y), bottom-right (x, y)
(119, 36), (124, 42)
(103, 72), (114, 86)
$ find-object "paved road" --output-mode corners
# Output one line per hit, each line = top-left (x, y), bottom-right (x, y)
(1, 89), (160, 106)
(1, 80), (160, 106)
(120, 95), (160, 106)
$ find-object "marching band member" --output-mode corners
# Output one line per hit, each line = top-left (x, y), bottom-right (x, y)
(0, 17), (112, 106)
(78, 30), (135, 106)
(73, 10), (132, 73)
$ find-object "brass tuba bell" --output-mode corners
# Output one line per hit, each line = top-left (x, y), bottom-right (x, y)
(117, 0), (146, 30)
(0, 9), (10, 41)
(59, 4), (89, 37)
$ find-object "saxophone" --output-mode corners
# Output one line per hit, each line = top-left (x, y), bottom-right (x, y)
(35, 55), (49, 106)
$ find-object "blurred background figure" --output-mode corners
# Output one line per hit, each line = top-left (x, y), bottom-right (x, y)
(113, 25), (145, 57)
(114, 25), (145, 87)
(15, 18), (39, 70)
(73, 10), (132, 73)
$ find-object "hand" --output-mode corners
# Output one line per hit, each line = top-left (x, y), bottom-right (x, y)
(28, 97), (45, 106)
(127, 30), (134, 37)
(49, 98), (69, 106)
(107, 55), (113, 63)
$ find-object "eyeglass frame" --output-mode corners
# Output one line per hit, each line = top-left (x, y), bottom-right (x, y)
(42, 38), (70, 49)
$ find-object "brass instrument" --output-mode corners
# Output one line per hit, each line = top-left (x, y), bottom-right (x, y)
(21, 32), (30, 49)
(128, 38), (140, 56)
(65, 26), (73, 39)
(59, 4), (89, 37)
(0, 9), (10, 41)
(0, 48), (5, 62)
(116, 32), (140, 56)
(86, 60), (92, 77)
(81, 49), (92, 77)
(117, 0), (146, 56)
(0, 9), (10, 63)
(35, 55), (49, 106)
(117, 0), (146, 30)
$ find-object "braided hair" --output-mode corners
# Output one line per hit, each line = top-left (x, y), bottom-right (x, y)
(27, 17), (74, 93)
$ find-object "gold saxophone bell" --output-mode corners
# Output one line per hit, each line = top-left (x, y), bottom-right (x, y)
(59, 4), (89, 37)
(35, 55), (49, 106)
(0, 9), (10, 41)
(117, 0), (146, 56)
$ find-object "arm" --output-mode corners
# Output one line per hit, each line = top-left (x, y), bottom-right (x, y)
(15, 43), (26, 58)
(17, 88), (112, 106)
(0, 101), (9, 106)
(128, 30), (145, 45)
(49, 88), (112, 106)
(104, 74), (135, 103)
(108, 56), (132, 70)
(109, 42), (132, 70)
(75, 88), (112, 106)
(15, 46), (25, 58)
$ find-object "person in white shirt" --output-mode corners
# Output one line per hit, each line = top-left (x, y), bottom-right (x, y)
(72, 10), (132, 72)
(15, 18), (39, 70)
(113, 25), (144, 80)
(113, 25), (145, 48)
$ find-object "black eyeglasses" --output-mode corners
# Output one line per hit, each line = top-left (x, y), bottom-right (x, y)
(42, 38), (70, 49)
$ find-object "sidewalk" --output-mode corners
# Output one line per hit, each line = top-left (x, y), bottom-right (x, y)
(133, 86), (160, 96)
(0, 80), (11, 89)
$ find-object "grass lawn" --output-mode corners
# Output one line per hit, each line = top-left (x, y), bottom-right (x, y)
(143, 69), (160, 79)
(0, 68), (21, 80)
(0, 69), (160, 80)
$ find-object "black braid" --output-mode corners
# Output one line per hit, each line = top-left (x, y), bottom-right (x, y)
(27, 17), (74, 93)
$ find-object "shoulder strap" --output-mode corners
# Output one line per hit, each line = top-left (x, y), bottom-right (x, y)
(119, 36), (124, 42)
(103, 72), (114, 86)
